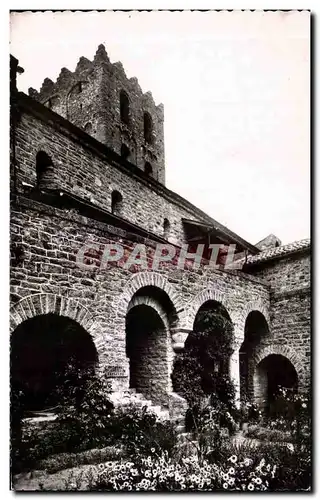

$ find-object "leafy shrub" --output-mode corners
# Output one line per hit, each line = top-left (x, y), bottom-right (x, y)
(109, 404), (177, 459)
(11, 363), (115, 473)
(172, 309), (234, 406)
(244, 424), (291, 443)
(220, 438), (311, 491)
(56, 363), (114, 451)
(240, 400), (263, 424)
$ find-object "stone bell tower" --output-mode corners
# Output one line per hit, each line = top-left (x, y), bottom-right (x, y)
(28, 44), (165, 184)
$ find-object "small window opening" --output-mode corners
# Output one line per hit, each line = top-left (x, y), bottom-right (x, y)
(111, 190), (123, 215)
(120, 90), (130, 125)
(84, 122), (92, 134)
(144, 162), (153, 176)
(121, 144), (130, 161)
(144, 112), (153, 144)
(163, 218), (170, 238)
(36, 151), (54, 190)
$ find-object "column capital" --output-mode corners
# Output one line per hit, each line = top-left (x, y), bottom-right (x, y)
(171, 328), (192, 352)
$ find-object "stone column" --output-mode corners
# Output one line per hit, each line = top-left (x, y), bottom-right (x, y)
(230, 342), (242, 408)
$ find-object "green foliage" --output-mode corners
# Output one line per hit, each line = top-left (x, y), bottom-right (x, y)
(108, 404), (178, 459)
(239, 399), (263, 424)
(172, 307), (238, 450)
(172, 309), (234, 405)
(11, 361), (114, 473)
(56, 363), (114, 451)
(172, 309), (235, 406)
(244, 424), (291, 443)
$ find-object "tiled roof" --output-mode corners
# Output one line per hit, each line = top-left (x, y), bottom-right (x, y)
(245, 238), (311, 265)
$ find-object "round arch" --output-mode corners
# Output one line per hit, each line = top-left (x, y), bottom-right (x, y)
(127, 294), (171, 330)
(240, 299), (271, 334)
(184, 288), (236, 331)
(253, 352), (299, 410)
(123, 279), (182, 405)
(11, 312), (99, 412)
(252, 344), (304, 379)
(10, 294), (105, 361)
(113, 271), (185, 336)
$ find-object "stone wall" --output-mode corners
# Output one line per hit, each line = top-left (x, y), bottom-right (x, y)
(14, 109), (201, 246)
(10, 196), (271, 404)
(247, 250), (311, 394)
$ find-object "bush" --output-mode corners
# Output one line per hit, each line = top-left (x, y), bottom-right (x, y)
(109, 404), (178, 459)
(56, 364), (114, 451)
(36, 445), (125, 474)
(220, 439), (311, 492)
(244, 424), (291, 443)
(11, 363), (115, 473)
(172, 309), (234, 406)
(240, 400), (263, 424)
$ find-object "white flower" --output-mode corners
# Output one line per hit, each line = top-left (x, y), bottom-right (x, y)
(255, 477), (262, 485)
(223, 483), (228, 489)
(228, 467), (235, 475)
(228, 455), (237, 464)
(248, 483), (255, 491)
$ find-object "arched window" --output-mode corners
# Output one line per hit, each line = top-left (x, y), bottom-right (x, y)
(111, 190), (123, 215)
(163, 218), (170, 238)
(36, 151), (54, 190)
(121, 144), (130, 161)
(120, 90), (130, 124)
(144, 162), (153, 176)
(144, 112), (153, 144)
(84, 122), (92, 134)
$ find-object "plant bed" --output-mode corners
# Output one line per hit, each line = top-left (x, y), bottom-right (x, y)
(243, 424), (292, 443)
(33, 445), (126, 474)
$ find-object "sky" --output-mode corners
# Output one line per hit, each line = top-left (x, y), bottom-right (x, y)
(9, 10), (310, 245)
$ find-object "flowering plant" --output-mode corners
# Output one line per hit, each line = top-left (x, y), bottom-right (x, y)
(93, 452), (275, 492)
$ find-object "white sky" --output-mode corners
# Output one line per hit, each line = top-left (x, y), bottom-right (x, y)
(9, 10), (310, 245)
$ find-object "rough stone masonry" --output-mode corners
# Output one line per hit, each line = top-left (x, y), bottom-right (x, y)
(10, 47), (310, 422)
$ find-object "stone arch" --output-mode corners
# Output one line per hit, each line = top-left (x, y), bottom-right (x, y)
(253, 348), (300, 408)
(240, 299), (270, 333)
(184, 288), (236, 330)
(114, 271), (185, 334)
(120, 273), (184, 404)
(252, 344), (304, 380)
(10, 293), (105, 361)
(239, 306), (271, 403)
(127, 295), (170, 330)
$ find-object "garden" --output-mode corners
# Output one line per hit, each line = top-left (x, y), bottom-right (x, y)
(11, 306), (311, 492)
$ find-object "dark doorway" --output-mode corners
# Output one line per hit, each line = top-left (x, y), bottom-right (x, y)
(239, 311), (269, 403)
(10, 313), (98, 413)
(255, 354), (298, 412)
